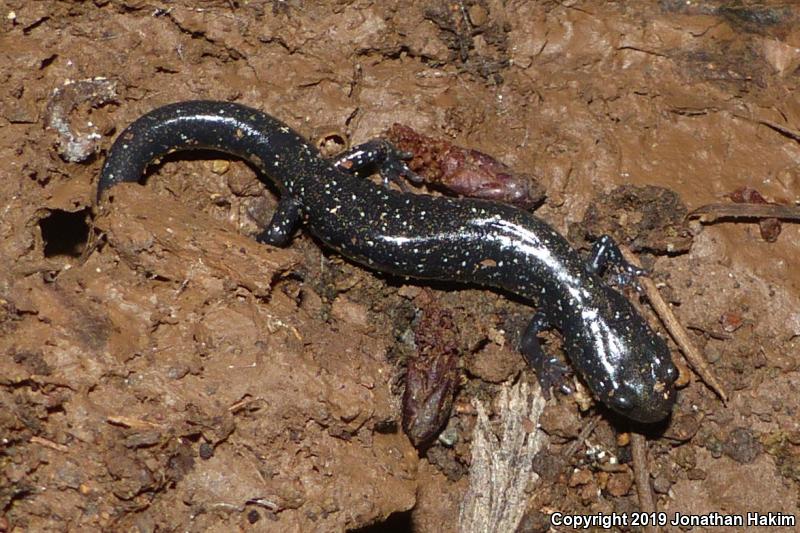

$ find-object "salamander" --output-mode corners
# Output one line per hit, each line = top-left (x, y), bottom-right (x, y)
(97, 100), (678, 423)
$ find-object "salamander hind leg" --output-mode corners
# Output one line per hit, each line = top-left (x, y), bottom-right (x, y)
(520, 313), (573, 398)
(255, 196), (303, 247)
(333, 139), (423, 190)
(586, 235), (646, 289)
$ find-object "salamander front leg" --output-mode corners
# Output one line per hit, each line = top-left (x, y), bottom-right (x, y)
(333, 139), (423, 191)
(520, 313), (573, 398)
(586, 235), (646, 289)
(255, 196), (303, 247)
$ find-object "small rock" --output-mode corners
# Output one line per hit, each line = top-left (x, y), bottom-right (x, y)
(723, 427), (762, 464)
(211, 160), (230, 174)
(199, 442), (214, 460)
(569, 468), (593, 487)
(606, 471), (633, 497)
(663, 414), (700, 442)
(652, 474), (672, 494)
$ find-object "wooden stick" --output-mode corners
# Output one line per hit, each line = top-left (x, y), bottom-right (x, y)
(688, 203), (800, 223)
(631, 432), (659, 533)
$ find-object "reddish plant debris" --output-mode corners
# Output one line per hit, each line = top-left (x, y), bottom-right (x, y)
(726, 186), (782, 242)
(386, 123), (546, 209)
(402, 294), (461, 448)
(719, 311), (744, 333)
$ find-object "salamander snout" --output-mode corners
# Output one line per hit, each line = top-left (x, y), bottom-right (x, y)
(609, 370), (677, 424)
(612, 338), (678, 424)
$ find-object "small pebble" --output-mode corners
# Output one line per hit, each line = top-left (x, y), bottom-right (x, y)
(652, 474), (672, 494)
(723, 427), (762, 464)
(211, 160), (230, 174)
(199, 442), (214, 460)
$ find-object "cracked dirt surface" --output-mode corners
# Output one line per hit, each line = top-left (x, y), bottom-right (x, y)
(1, 1), (800, 531)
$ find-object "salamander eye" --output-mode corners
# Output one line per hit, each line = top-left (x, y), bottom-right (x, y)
(662, 363), (678, 384)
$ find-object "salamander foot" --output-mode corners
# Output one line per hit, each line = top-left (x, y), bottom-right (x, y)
(520, 313), (573, 398)
(586, 235), (646, 290)
(334, 139), (423, 191)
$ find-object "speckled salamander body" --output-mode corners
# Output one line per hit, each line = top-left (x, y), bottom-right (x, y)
(97, 100), (678, 423)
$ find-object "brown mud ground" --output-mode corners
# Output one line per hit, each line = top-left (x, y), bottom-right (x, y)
(1, 1), (800, 532)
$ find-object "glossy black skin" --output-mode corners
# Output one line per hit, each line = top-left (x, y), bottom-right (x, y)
(97, 101), (678, 423)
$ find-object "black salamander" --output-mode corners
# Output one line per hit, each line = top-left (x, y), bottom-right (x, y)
(97, 100), (678, 423)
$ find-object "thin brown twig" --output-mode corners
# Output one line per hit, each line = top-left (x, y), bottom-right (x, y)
(685, 323), (733, 341)
(733, 113), (800, 143)
(106, 415), (165, 429)
(631, 432), (658, 533)
(688, 203), (800, 223)
(561, 414), (600, 459)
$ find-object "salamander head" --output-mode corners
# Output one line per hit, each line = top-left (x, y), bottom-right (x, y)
(572, 288), (678, 424)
